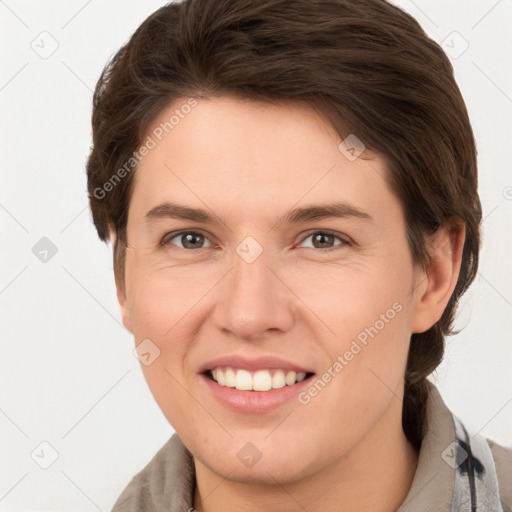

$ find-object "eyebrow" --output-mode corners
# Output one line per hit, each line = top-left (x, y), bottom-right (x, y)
(144, 201), (372, 226)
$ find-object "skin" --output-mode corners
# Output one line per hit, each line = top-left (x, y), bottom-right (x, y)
(115, 96), (465, 512)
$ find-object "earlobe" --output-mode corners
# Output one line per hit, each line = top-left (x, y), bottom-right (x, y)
(410, 219), (466, 334)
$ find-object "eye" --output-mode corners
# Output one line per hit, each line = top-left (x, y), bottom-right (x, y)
(161, 231), (215, 250)
(297, 230), (350, 250)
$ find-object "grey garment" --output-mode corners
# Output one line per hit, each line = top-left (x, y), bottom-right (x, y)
(396, 383), (511, 512)
(112, 382), (512, 511)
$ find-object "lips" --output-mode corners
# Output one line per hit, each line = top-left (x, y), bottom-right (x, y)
(199, 366), (315, 413)
(198, 354), (315, 404)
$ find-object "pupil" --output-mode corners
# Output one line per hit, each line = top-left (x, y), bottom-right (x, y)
(314, 233), (333, 248)
(183, 233), (203, 248)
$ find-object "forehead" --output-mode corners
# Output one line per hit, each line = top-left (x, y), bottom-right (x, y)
(129, 96), (401, 229)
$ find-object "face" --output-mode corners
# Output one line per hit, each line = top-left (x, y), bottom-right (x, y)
(118, 96), (432, 484)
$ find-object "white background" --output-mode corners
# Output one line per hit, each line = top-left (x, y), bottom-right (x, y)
(1, 0), (511, 510)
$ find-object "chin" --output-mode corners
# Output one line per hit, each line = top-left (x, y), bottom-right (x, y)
(206, 456), (310, 485)
(193, 438), (321, 485)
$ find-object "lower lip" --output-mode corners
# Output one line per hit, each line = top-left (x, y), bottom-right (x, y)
(199, 373), (313, 413)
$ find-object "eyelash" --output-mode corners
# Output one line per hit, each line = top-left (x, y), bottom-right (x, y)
(160, 230), (351, 252)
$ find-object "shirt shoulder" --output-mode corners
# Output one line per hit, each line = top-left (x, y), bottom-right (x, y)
(488, 439), (512, 512)
(397, 382), (511, 512)
(111, 433), (195, 512)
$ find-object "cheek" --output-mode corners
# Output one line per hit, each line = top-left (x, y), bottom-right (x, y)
(291, 259), (412, 416)
(289, 252), (412, 347)
(124, 265), (201, 418)
(126, 257), (212, 340)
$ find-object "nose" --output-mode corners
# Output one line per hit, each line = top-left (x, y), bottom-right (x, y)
(212, 243), (294, 341)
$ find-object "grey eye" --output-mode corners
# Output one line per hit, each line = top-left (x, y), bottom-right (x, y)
(299, 231), (346, 250)
(165, 231), (213, 249)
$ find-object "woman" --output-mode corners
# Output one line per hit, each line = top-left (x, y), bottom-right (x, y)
(86, 0), (511, 510)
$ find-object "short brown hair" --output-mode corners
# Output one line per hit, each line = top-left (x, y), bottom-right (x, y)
(86, 0), (481, 451)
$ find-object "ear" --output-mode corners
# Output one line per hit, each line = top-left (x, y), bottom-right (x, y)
(109, 224), (134, 334)
(410, 219), (466, 334)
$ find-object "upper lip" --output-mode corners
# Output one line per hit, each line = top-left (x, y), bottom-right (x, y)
(199, 354), (315, 374)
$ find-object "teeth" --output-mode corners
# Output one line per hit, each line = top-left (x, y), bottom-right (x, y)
(216, 368), (225, 386)
(225, 367), (236, 388)
(285, 371), (297, 386)
(296, 371), (307, 382)
(209, 367), (309, 391)
(235, 369), (252, 390)
(253, 370), (272, 391)
(271, 370), (286, 389)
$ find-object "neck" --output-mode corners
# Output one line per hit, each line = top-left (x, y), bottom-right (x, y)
(193, 398), (419, 512)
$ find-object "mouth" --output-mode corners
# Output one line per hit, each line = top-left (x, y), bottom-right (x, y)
(203, 367), (315, 392)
